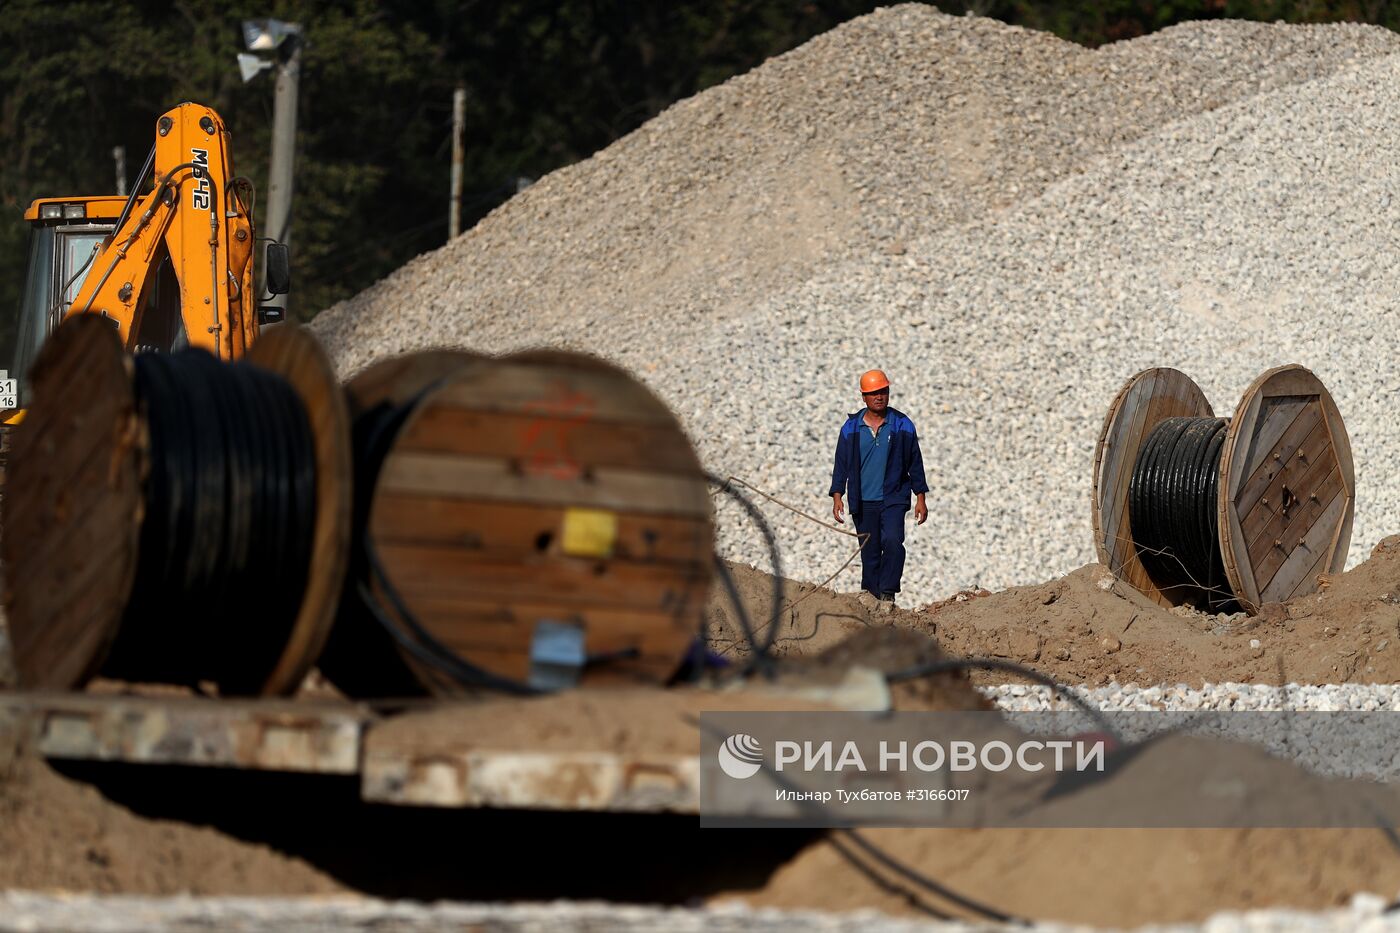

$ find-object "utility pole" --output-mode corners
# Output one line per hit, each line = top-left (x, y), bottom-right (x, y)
(449, 86), (466, 239)
(239, 18), (302, 318)
(112, 146), (127, 197)
(263, 35), (301, 315)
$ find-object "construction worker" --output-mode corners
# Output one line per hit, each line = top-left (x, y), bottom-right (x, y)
(829, 369), (928, 613)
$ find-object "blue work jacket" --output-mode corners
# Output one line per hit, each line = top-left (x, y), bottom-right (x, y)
(828, 407), (929, 518)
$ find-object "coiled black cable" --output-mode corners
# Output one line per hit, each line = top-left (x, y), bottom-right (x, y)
(102, 348), (317, 688)
(1128, 416), (1231, 610)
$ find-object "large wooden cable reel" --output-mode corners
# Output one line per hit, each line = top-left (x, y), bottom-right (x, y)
(315, 349), (485, 699)
(355, 348), (714, 697)
(0, 315), (352, 694)
(1092, 365), (1354, 612)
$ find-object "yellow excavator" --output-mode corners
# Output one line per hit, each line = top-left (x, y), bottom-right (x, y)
(1, 101), (287, 422)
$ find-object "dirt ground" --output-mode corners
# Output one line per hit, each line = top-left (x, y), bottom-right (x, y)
(730, 825), (1400, 926)
(691, 545), (1400, 925)
(5, 540), (1400, 916)
(708, 535), (1400, 687)
(0, 749), (343, 896)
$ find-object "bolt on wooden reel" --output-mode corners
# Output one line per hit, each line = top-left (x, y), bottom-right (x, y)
(1092, 365), (1354, 613)
(0, 314), (352, 695)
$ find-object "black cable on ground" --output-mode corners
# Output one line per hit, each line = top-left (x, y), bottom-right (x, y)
(825, 833), (956, 921)
(706, 474), (785, 671)
(837, 829), (1028, 925)
(1128, 416), (1231, 610)
(104, 348), (318, 686)
(886, 656), (1121, 744)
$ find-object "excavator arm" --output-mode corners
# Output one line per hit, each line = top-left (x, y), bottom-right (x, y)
(66, 103), (258, 360)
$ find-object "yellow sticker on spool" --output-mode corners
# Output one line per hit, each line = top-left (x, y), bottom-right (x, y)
(561, 508), (618, 558)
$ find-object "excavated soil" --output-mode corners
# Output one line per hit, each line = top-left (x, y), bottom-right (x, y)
(701, 548), (1400, 926)
(0, 749), (343, 896)
(709, 536), (1400, 687)
(730, 825), (1400, 926)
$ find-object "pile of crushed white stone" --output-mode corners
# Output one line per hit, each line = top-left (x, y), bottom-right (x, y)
(311, 5), (1400, 609)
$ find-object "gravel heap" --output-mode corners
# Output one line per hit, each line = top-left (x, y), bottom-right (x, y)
(310, 6), (1400, 607)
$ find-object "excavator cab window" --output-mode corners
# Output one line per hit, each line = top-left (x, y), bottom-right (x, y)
(1, 222), (112, 410)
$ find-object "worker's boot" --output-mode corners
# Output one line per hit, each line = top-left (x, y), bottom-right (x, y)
(878, 592), (897, 615)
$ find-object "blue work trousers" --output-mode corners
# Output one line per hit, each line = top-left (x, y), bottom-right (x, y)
(855, 499), (906, 596)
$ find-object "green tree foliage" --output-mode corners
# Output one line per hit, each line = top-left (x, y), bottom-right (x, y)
(2, 0), (1396, 330)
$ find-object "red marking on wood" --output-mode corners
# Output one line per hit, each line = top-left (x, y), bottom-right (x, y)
(520, 381), (596, 479)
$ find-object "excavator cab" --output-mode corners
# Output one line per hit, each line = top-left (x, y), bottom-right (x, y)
(2, 102), (290, 419)
(1, 197), (198, 413)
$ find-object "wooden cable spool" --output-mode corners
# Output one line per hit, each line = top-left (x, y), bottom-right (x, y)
(1092, 365), (1354, 612)
(0, 315), (351, 694)
(315, 349), (484, 699)
(329, 348), (714, 698)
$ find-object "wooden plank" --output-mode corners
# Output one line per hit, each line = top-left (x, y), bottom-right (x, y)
(1239, 396), (1311, 481)
(1252, 370), (1331, 397)
(393, 406), (705, 476)
(372, 496), (711, 564)
(0, 693), (366, 774)
(1318, 391), (1356, 576)
(1299, 538), (1335, 601)
(1244, 453), (1339, 564)
(430, 365), (679, 427)
(376, 452), (712, 518)
(1248, 467), (1343, 585)
(1218, 387), (1264, 609)
(1260, 488), (1346, 603)
(1234, 401), (1323, 517)
(415, 603), (698, 647)
(376, 543), (709, 610)
(1242, 426), (1335, 550)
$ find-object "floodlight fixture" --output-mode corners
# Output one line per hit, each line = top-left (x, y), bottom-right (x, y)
(242, 18), (301, 52)
(237, 53), (274, 84)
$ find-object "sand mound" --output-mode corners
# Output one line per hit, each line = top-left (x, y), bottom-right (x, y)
(0, 748), (342, 896)
(709, 532), (1400, 689)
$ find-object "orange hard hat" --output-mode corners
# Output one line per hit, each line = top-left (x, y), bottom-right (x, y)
(859, 370), (890, 393)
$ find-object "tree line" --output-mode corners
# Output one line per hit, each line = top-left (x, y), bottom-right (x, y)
(2, 0), (1394, 324)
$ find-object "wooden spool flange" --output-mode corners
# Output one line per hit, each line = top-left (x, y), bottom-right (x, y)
(364, 349), (714, 695)
(1217, 365), (1354, 612)
(236, 324), (353, 695)
(1, 316), (143, 689)
(1092, 368), (1215, 608)
(1093, 364), (1354, 613)
(0, 317), (351, 694)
